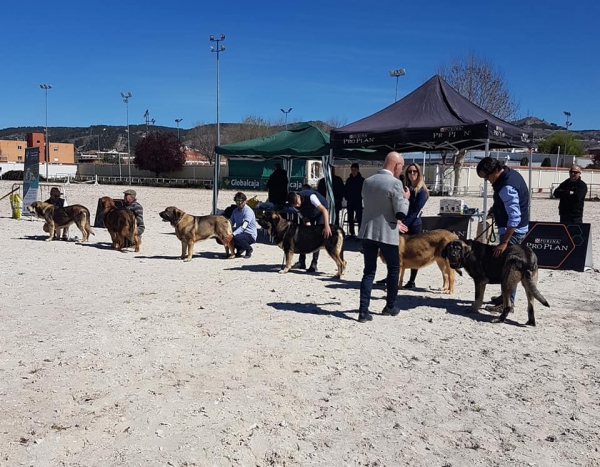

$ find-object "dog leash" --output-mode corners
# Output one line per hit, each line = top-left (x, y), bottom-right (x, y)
(472, 219), (497, 244)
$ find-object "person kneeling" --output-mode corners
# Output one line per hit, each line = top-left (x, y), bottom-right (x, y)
(226, 192), (258, 258)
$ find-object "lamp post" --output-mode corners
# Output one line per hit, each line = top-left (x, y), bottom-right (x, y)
(121, 92), (133, 183)
(563, 111), (572, 167)
(280, 108), (292, 129)
(389, 69), (406, 102)
(175, 118), (183, 141)
(210, 33), (225, 214)
(40, 84), (52, 180)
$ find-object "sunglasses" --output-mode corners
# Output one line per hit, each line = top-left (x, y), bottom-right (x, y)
(569, 171), (580, 175)
(235, 199), (244, 204)
(407, 170), (418, 174)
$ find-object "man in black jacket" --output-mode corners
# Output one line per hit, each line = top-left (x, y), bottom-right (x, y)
(553, 165), (587, 224)
(344, 163), (364, 239)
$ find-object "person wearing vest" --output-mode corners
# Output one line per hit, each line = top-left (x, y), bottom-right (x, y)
(286, 189), (331, 273)
(477, 157), (529, 307)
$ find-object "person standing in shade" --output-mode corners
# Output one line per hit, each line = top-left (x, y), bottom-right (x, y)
(265, 162), (288, 208)
(344, 163), (364, 240)
(224, 191), (257, 258)
(553, 164), (587, 224)
(123, 189), (145, 245)
(476, 157), (529, 308)
(357, 151), (410, 323)
(287, 189), (332, 273)
(317, 166), (345, 226)
(397, 163), (429, 288)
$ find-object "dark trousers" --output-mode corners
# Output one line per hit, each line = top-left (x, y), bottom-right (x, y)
(347, 205), (363, 236)
(233, 232), (255, 253)
(299, 215), (323, 266)
(407, 223), (422, 282)
(359, 238), (400, 313)
(560, 216), (582, 224)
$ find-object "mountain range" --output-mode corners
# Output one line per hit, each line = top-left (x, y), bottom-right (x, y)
(1, 117), (598, 153)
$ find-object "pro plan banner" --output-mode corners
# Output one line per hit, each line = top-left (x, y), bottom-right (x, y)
(523, 222), (593, 272)
(22, 147), (40, 216)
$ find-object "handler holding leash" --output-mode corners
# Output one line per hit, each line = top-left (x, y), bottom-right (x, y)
(357, 151), (410, 323)
(476, 157), (529, 307)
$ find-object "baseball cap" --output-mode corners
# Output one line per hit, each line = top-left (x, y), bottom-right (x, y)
(124, 189), (137, 198)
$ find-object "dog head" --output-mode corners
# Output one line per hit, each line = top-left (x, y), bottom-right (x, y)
(159, 206), (182, 226)
(26, 201), (48, 218)
(257, 211), (284, 235)
(442, 240), (472, 269)
(100, 196), (117, 214)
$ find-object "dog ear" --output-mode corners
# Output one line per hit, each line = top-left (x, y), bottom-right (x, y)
(441, 243), (449, 258)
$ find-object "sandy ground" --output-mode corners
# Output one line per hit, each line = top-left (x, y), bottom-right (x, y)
(1, 180), (599, 467)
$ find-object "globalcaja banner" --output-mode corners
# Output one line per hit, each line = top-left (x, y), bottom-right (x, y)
(221, 177), (305, 192)
(522, 222), (592, 272)
(22, 147), (40, 216)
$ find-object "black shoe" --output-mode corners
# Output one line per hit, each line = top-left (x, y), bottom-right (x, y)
(307, 264), (318, 273)
(358, 312), (373, 323)
(292, 261), (306, 269)
(375, 278), (387, 285)
(404, 281), (415, 289)
(381, 305), (400, 317)
(490, 295), (503, 306)
(235, 251), (244, 258)
(244, 252), (252, 259)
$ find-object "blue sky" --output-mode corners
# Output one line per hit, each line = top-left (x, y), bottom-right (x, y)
(1, 0), (598, 132)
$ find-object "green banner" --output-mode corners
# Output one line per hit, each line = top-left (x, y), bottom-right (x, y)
(221, 177), (305, 192)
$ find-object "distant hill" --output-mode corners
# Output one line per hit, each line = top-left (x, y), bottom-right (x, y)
(1, 117), (598, 152)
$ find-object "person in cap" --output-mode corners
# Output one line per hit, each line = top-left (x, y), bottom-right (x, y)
(44, 186), (69, 240)
(123, 189), (145, 243)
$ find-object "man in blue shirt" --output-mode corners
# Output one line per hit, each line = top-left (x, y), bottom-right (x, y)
(477, 157), (529, 307)
(226, 191), (258, 258)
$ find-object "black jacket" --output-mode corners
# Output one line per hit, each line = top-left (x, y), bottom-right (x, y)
(554, 177), (587, 220)
(317, 176), (344, 209)
(344, 172), (364, 208)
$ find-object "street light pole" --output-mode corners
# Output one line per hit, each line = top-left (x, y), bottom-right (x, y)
(121, 92), (133, 183)
(210, 33), (225, 214)
(280, 108), (292, 129)
(40, 84), (52, 180)
(389, 69), (406, 102)
(563, 111), (572, 167)
(175, 118), (183, 141)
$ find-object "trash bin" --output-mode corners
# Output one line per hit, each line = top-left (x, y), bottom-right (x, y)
(9, 193), (22, 219)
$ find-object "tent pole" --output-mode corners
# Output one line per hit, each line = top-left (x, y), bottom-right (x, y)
(212, 154), (219, 214)
(482, 139), (489, 220)
(528, 147), (533, 209)
(323, 150), (335, 225)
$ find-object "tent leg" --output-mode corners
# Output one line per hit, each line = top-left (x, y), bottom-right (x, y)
(211, 155), (220, 214)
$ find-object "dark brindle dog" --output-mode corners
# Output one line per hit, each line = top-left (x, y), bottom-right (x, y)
(159, 206), (235, 261)
(258, 211), (347, 277)
(442, 239), (549, 326)
(100, 197), (140, 252)
(27, 201), (95, 242)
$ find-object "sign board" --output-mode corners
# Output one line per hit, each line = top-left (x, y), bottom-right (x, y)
(522, 222), (592, 272)
(21, 147), (40, 216)
(221, 177), (304, 192)
(422, 215), (472, 240)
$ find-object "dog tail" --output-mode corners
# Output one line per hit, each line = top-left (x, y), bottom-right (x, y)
(85, 209), (95, 236)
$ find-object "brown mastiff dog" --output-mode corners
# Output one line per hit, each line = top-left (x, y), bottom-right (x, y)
(99, 197), (140, 252)
(27, 201), (95, 242)
(159, 206), (234, 261)
(443, 239), (549, 326)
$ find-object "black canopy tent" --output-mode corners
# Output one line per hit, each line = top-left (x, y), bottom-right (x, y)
(330, 75), (533, 214)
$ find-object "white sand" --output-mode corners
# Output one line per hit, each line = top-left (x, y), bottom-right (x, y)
(1, 180), (599, 466)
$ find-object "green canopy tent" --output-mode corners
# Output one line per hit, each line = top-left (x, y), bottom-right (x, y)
(214, 122), (375, 222)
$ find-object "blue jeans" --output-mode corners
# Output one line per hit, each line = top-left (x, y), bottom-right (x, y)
(359, 238), (400, 313)
(233, 232), (255, 253)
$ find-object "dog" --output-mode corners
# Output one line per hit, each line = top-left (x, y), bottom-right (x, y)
(258, 211), (346, 277)
(99, 197), (140, 252)
(442, 239), (549, 326)
(159, 206), (235, 261)
(27, 201), (94, 242)
(395, 229), (460, 293)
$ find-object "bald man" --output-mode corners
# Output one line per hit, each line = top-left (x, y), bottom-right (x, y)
(554, 164), (587, 224)
(357, 151), (410, 323)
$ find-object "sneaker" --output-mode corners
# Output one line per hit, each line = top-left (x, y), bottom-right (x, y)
(244, 252), (252, 259)
(307, 265), (318, 273)
(292, 261), (306, 269)
(235, 251), (244, 258)
(404, 281), (415, 289)
(381, 305), (400, 317)
(358, 312), (373, 323)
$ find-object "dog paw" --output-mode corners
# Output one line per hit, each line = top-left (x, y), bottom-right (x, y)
(279, 269), (289, 274)
(491, 317), (505, 323)
(183, 258), (192, 262)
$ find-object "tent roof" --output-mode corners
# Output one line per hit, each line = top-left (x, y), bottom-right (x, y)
(330, 75), (531, 152)
(215, 122), (331, 159)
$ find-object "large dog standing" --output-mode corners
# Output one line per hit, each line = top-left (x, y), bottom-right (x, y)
(396, 229), (459, 293)
(159, 206), (235, 261)
(443, 239), (549, 326)
(258, 211), (346, 277)
(99, 197), (140, 252)
(27, 201), (94, 242)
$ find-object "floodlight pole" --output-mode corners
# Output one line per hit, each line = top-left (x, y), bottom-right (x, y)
(175, 118), (183, 141)
(121, 92), (133, 183)
(40, 84), (52, 180)
(389, 69), (406, 102)
(210, 33), (225, 214)
(280, 107), (292, 129)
